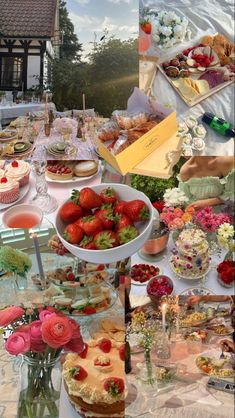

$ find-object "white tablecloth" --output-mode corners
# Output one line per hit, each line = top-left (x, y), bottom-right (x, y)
(140, 0), (234, 156)
(0, 103), (48, 121)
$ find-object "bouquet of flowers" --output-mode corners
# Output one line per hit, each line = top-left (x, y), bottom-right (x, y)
(217, 260), (235, 287)
(53, 117), (77, 136)
(160, 206), (195, 230)
(0, 306), (84, 418)
(217, 223), (234, 249)
(147, 10), (192, 48)
(0, 246), (32, 277)
(194, 207), (232, 233)
(163, 188), (189, 207)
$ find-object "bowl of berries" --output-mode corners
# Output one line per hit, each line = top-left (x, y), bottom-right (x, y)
(55, 183), (154, 264)
(131, 264), (161, 285)
(146, 275), (174, 306)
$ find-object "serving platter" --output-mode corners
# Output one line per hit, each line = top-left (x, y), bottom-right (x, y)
(45, 161), (101, 184)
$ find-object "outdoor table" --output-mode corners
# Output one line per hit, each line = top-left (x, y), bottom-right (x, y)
(0, 103), (55, 123)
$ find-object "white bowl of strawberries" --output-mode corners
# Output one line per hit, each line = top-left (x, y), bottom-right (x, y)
(55, 183), (154, 263)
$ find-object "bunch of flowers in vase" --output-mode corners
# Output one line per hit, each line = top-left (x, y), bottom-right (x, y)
(127, 312), (156, 387)
(53, 117), (77, 141)
(160, 206), (195, 241)
(194, 207), (232, 234)
(0, 246), (32, 290)
(216, 223), (234, 287)
(163, 187), (189, 207)
(0, 306), (84, 418)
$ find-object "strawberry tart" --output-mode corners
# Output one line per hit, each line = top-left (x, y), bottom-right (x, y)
(46, 162), (73, 180)
(63, 336), (125, 417)
(5, 160), (30, 187)
(0, 176), (20, 203)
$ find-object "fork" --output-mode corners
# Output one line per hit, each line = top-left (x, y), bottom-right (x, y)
(220, 346), (225, 359)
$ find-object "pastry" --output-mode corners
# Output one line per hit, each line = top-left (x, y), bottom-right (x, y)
(0, 176), (20, 204)
(74, 160), (98, 177)
(5, 160), (30, 187)
(46, 162), (73, 181)
(201, 33), (235, 66)
(63, 336), (125, 418)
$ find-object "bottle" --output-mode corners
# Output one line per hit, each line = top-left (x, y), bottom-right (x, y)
(202, 112), (235, 138)
(125, 339), (132, 374)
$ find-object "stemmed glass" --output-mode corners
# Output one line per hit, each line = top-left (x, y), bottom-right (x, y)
(30, 161), (58, 214)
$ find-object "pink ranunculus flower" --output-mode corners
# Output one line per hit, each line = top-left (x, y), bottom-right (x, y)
(0, 306), (24, 327)
(39, 310), (56, 322)
(5, 332), (30, 355)
(41, 315), (73, 349)
(30, 320), (42, 339)
(30, 338), (46, 353)
(16, 324), (31, 333)
(68, 318), (81, 339)
(64, 337), (84, 354)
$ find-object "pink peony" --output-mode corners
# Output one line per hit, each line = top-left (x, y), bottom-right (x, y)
(39, 310), (56, 322)
(5, 332), (30, 355)
(41, 315), (73, 349)
(0, 306), (24, 327)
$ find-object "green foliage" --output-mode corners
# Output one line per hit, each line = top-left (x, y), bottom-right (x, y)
(130, 158), (185, 202)
(51, 37), (138, 116)
(59, 0), (82, 61)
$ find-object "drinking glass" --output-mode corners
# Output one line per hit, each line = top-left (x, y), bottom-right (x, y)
(30, 161), (58, 214)
(139, 28), (151, 57)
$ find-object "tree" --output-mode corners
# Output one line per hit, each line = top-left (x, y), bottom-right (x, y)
(59, 0), (82, 61)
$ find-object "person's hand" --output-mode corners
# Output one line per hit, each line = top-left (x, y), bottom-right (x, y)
(187, 296), (203, 306)
(220, 339), (235, 354)
(48, 234), (69, 255)
(187, 200), (208, 211)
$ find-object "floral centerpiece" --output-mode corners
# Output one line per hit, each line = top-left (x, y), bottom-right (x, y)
(53, 117), (77, 141)
(160, 206), (195, 241)
(0, 246), (32, 289)
(127, 312), (156, 386)
(0, 306), (84, 418)
(163, 187), (189, 207)
(146, 10), (192, 49)
(217, 260), (235, 288)
(194, 207), (232, 233)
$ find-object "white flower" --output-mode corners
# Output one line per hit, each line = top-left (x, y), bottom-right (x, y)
(159, 25), (172, 37)
(152, 32), (160, 43)
(163, 11), (179, 25)
(163, 38), (175, 48)
(174, 24), (184, 37)
(217, 223), (234, 239)
(163, 188), (189, 207)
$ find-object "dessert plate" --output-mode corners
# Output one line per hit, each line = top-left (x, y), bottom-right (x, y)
(0, 182), (30, 210)
(45, 161), (101, 183)
(131, 264), (162, 286)
(180, 287), (215, 296)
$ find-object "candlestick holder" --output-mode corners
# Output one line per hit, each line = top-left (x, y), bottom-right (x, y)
(30, 161), (58, 214)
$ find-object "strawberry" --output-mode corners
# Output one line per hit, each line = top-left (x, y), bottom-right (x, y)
(71, 188), (102, 210)
(94, 231), (119, 250)
(11, 160), (19, 167)
(79, 235), (96, 250)
(124, 200), (150, 222)
(140, 20), (152, 34)
(100, 187), (118, 204)
(80, 216), (103, 236)
(94, 356), (111, 366)
(67, 272), (75, 281)
(64, 224), (84, 244)
(79, 342), (88, 358)
(95, 207), (114, 230)
(115, 214), (133, 231)
(117, 225), (139, 244)
(97, 264), (105, 271)
(83, 306), (96, 315)
(60, 201), (83, 223)
(98, 338), (112, 353)
(114, 200), (127, 215)
(119, 344), (125, 361)
(70, 366), (88, 381)
(103, 377), (125, 397)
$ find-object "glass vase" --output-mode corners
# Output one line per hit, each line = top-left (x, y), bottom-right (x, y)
(30, 161), (58, 214)
(136, 349), (158, 391)
(14, 273), (28, 291)
(18, 355), (61, 418)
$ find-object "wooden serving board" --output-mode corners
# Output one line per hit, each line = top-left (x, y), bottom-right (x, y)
(157, 63), (234, 107)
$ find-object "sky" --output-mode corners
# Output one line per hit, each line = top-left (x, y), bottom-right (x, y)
(66, 0), (138, 58)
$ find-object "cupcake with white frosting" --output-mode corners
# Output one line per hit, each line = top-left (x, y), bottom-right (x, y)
(5, 160), (30, 187)
(0, 176), (19, 204)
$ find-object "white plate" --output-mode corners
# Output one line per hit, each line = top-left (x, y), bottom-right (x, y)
(45, 161), (101, 184)
(0, 182), (30, 210)
(196, 352), (234, 380)
(180, 287), (215, 296)
(131, 265), (162, 286)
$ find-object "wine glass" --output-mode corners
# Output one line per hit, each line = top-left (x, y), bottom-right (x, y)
(30, 161), (58, 214)
(139, 28), (151, 57)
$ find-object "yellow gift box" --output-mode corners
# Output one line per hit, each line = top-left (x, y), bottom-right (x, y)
(98, 107), (178, 176)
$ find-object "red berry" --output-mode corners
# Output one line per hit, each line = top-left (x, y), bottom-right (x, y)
(67, 273), (75, 281)
(79, 342), (88, 359)
(119, 344), (125, 361)
(11, 161), (19, 167)
(0, 177), (7, 183)
(83, 306), (96, 315)
(98, 338), (112, 353)
(70, 366), (88, 381)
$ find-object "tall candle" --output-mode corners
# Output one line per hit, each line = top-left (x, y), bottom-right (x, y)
(161, 303), (167, 333)
(82, 93), (86, 113)
(32, 233), (45, 286)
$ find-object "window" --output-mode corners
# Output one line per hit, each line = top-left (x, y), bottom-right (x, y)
(0, 56), (23, 89)
(0, 227), (53, 250)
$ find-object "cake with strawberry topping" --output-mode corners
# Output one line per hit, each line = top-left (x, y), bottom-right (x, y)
(5, 160), (30, 187)
(170, 228), (210, 278)
(0, 176), (20, 203)
(46, 162), (73, 180)
(63, 336), (125, 417)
